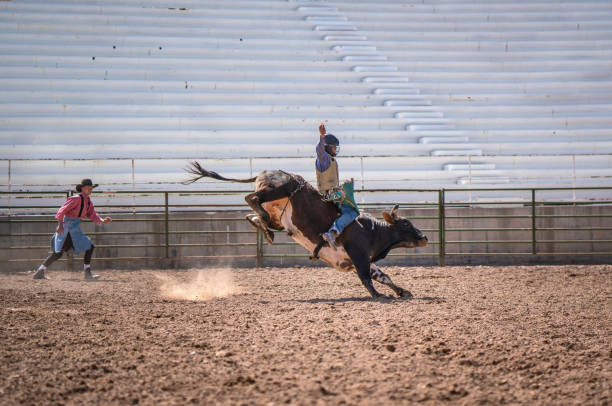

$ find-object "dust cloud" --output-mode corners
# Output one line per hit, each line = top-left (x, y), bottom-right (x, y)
(156, 268), (240, 301)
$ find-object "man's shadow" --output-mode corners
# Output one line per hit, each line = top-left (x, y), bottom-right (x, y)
(60, 278), (120, 283)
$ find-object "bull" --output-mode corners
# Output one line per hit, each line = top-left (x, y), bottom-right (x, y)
(185, 162), (428, 298)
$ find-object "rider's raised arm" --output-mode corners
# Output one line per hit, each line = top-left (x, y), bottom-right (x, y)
(316, 123), (331, 172)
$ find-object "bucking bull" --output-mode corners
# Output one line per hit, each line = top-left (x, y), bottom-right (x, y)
(185, 162), (428, 298)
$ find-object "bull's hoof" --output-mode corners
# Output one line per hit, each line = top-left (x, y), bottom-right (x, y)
(369, 290), (383, 298)
(396, 288), (413, 299)
(245, 215), (259, 229)
(263, 229), (274, 244)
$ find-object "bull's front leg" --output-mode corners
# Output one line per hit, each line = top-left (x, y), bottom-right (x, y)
(370, 264), (413, 299)
(358, 265), (381, 298)
(344, 244), (381, 298)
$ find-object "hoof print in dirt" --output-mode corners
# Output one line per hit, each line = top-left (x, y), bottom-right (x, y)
(319, 385), (337, 396)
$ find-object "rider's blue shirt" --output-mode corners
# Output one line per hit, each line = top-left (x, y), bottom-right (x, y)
(315, 138), (331, 173)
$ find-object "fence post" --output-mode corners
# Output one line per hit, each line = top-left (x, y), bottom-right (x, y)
(7, 159), (10, 216)
(531, 189), (537, 255)
(64, 191), (71, 272)
(164, 192), (169, 258)
(438, 189), (446, 267)
(256, 229), (263, 268)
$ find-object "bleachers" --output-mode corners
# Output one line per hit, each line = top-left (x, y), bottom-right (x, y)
(1, 0), (612, 192)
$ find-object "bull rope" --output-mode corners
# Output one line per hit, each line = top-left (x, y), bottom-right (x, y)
(279, 174), (306, 221)
(276, 173), (330, 262)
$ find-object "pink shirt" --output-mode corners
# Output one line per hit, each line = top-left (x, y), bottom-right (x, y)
(55, 194), (102, 224)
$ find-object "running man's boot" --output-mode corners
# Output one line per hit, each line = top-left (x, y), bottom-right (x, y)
(32, 267), (48, 280)
(84, 267), (100, 280)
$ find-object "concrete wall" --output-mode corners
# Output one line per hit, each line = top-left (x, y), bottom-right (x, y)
(1, 205), (611, 272)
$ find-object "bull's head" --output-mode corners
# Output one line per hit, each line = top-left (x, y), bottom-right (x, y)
(382, 204), (428, 248)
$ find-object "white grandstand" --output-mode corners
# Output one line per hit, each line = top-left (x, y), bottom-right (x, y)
(1, 0), (612, 194)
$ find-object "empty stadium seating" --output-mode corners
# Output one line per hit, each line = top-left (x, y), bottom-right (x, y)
(1, 0), (611, 194)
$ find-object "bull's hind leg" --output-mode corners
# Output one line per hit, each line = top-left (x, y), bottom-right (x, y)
(370, 264), (413, 299)
(246, 213), (275, 244)
(245, 187), (290, 244)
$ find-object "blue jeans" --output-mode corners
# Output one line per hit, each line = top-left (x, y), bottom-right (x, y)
(330, 203), (359, 235)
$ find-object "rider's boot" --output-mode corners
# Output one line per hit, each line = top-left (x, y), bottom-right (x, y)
(321, 230), (338, 250)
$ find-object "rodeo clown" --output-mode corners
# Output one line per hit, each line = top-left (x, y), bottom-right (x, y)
(32, 179), (112, 280)
(315, 123), (360, 249)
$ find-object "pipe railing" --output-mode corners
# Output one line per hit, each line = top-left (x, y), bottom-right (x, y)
(1, 187), (611, 268)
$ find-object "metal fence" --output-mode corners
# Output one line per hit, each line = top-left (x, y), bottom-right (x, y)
(1, 187), (611, 268)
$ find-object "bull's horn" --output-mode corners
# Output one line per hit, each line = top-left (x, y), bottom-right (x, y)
(391, 204), (400, 219)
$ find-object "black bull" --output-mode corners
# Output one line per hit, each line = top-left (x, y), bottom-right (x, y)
(185, 162), (428, 298)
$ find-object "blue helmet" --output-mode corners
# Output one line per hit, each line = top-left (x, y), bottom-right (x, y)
(324, 134), (340, 156)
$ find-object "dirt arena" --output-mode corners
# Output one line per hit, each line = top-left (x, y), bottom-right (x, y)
(1, 265), (610, 405)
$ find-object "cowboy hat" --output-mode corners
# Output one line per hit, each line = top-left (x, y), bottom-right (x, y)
(76, 178), (99, 192)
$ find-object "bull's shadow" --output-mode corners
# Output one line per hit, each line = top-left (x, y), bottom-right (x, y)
(290, 296), (445, 304)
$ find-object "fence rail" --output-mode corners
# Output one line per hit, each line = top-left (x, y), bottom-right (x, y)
(1, 186), (612, 268)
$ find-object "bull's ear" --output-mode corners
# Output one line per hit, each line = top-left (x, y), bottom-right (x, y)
(382, 210), (396, 224)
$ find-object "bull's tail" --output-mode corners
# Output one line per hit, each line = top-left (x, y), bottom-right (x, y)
(183, 161), (258, 184)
